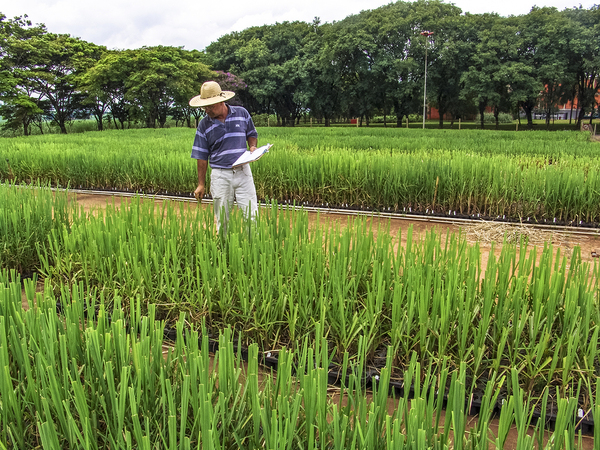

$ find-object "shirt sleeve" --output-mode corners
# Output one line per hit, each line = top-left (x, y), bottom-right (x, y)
(245, 111), (258, 139)
(191, 128), (210, 160)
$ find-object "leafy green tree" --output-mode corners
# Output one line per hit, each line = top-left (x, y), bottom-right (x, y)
(0, 13), (49, 134)
(516, 8), (573, 129)
(295, 19), (342, 126)
(460, 14), (524, 129)
(428, 13), (481, 128)
(77, 50), (133, 130)
(7, 3), (598, 134)
(394, 0), (464, 128)
(325, 0), (463, 127)
(326, 6), (401, 125)
(0, 93), (46, 135)
(79, 47), (212, 130)
(326, 18), (376, 125)
(3, 29), (105, 133)
(206, 21), (313, 126)
(562, 6), (600, 129)
(124, 46), (208, 128)
(76, 50), (127, 131)
(169, 49), (214, 128)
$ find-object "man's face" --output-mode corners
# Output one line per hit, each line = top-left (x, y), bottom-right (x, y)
(203, 102), (225, 119)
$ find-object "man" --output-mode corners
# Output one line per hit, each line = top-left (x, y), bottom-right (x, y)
(189, 81), (258, 234)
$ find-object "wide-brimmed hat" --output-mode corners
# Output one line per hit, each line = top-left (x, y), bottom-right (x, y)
(189, 81), (235, 107)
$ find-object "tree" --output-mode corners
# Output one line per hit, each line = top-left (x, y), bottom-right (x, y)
(0, 13), (49, 135)
(3, 28), (105, 134)
(486, 16), (545, 129)
(206, 21), (313, 126)
(5, 3), (599, 133)
(0, 93), (47, 135)
(562, 6), (600, 129)
(295, 20), (343, 127)
(168, 49), (214, 128)
(326, 18), (376, 125)
(77, 50), (133, 130)
(460, 14), (523, 129)
(323, 0), (462, 127)
(124, 46), (210, 128)
(516, 8), (574, 129)
(428, 13), (481, 128)
(82, 46), (211, 129)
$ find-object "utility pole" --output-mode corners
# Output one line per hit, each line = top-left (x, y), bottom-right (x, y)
(421, 31), (434, 130)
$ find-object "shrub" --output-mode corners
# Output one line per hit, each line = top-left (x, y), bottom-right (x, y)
(477, 112), (514, 124)
(251, 113), (277, 127)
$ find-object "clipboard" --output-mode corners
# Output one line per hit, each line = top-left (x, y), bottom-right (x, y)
(232, 143), (272, 168)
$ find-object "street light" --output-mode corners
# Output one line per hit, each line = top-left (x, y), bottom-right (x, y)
(421, 31), (434, 129)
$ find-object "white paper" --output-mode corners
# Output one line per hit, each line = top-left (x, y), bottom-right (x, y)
(232, 143), (272, 168)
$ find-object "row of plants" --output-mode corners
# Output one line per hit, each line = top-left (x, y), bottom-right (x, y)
(0, 182), (77, 275)
(1, 128), (600, 223)
(3, 126), (599, 165)
(4, 183), (597, 412)
(231, 127), (594, 156)
(2, 270), (596, 449)
(255, 148), (600, 222)
(38, 195), (600, 403)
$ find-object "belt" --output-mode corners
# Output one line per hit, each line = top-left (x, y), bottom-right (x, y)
(213, 166), (245, 173)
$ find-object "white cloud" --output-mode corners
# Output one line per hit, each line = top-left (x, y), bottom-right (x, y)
(2, 0), (597, 51)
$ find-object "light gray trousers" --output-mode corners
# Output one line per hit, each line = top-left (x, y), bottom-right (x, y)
(210, 164), (258, 233)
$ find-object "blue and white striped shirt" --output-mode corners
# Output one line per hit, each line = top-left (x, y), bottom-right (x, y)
(191, 105), (258, 169)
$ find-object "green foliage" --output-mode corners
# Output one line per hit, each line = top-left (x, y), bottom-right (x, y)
(206, 21), (313, 125)
(2, 127), (600, 223)
(5, 187), (596, 445)
(124, 46), (213, 128)
(2, 277), (593, 448)
(2, 3), (600, 130)
(0, 94), (46, 135)
(476, 112), (514, 124)
(0, 15), (215, 133)
(0, 183), (76, 274)
(3, 31), (105, 134)
(204, 2), (599, 128)
(251, 113), (276, 126)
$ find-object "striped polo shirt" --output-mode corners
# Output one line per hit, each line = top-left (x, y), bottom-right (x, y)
(191, 105), (258, 169)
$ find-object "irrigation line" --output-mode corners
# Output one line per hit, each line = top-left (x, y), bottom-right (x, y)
(59, 187), (600, 238)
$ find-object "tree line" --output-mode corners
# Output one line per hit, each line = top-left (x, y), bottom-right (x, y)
(1, 0), (599, 134)
(0, 14), (222, 135)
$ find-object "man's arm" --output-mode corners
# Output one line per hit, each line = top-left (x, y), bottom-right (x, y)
(248, 136), (257, 152)
(194, 159), (208, 201)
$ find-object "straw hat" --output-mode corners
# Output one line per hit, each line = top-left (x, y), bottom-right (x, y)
(189, 81), (235, 107)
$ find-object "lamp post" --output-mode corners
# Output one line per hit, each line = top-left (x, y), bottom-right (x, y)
(421, 31), (433, 129)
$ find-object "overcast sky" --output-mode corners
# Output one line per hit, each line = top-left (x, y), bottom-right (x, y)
(1, 0), (597, 51)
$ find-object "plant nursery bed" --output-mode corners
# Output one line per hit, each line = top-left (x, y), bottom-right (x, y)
(72, 192), (600, 265)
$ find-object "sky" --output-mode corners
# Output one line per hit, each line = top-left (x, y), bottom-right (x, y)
(1, 0), (597, 52)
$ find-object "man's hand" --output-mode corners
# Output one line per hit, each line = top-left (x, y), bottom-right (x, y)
(195, 159), (208, 202)
(194, 184), (205, 201)
(248, 136), (258, 152)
